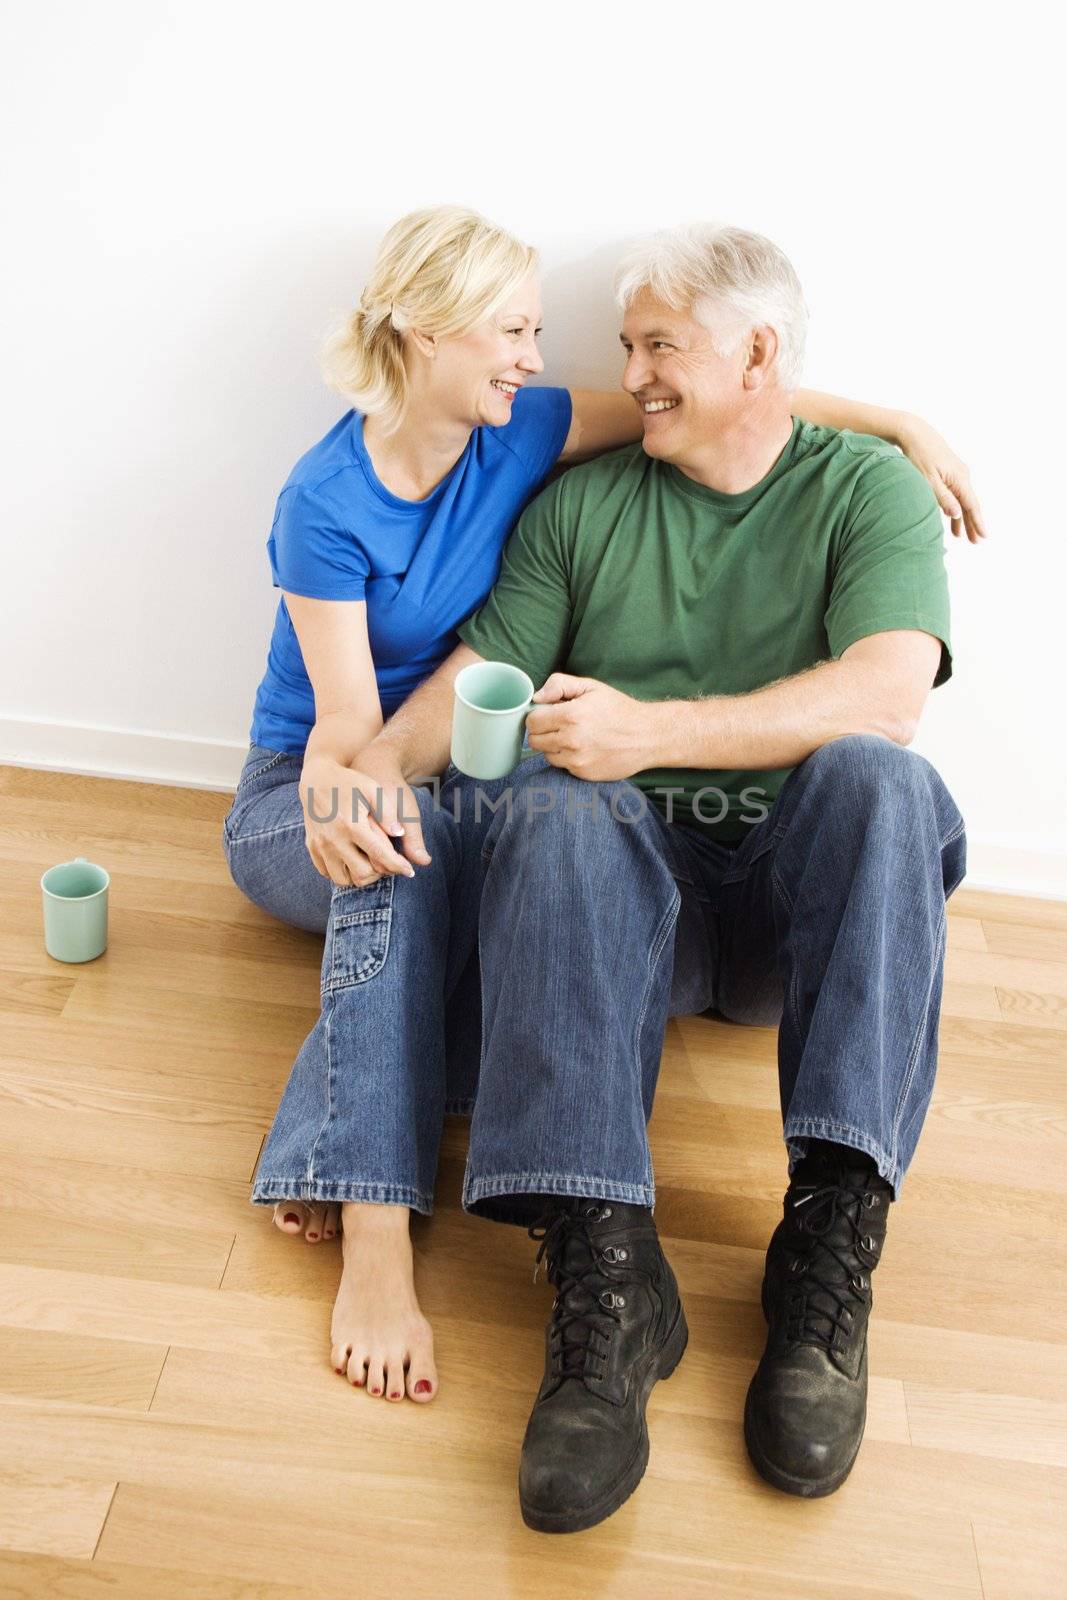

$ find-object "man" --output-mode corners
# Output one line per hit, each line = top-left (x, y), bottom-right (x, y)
(357, 223), (968, 1529)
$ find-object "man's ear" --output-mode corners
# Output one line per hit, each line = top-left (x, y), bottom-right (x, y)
(742, 324), (779, 391)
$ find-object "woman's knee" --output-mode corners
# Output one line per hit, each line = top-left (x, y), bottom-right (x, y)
(224, 825), (332, 933)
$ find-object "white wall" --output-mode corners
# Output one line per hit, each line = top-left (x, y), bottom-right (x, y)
(2, 1), (1064, 894)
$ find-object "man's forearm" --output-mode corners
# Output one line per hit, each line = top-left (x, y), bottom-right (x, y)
(371, 643), (483, 780)
(644, 658), (907, 771)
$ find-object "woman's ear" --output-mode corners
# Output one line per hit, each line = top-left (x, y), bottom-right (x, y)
(742, 324), (779, 391)
(408, 327), (438, 360)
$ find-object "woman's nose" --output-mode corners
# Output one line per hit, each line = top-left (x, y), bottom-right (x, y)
(519, 336), (544, 374)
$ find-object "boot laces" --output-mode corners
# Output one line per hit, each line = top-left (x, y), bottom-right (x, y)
(528, 1203), (626, 1383)
(785, 1166), (880, 1352)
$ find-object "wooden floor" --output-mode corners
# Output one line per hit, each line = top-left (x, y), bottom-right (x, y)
(1, 762), (1066, 1600)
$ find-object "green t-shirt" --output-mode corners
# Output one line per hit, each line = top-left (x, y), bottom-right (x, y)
(456, 417), (952, 844)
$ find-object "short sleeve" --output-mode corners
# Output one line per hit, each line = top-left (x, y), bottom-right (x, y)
(492, 386), (572, 489)
(826, 452), (953, 687)
(456, 475), (574, 686)
(266, 483), (369, 601)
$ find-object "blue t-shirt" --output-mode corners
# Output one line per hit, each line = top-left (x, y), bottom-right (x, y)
(249, 385), (573, 754)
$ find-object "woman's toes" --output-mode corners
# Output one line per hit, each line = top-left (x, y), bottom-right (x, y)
(385, 1355), (406, 1401)
(274, 1202), (306, 1235)
(345, 1349), (369, 1388)
(304, 1202), (328, 1243)
(322, 1203), (340, 1239)
(365, 1357), (386, 1398)
(406, 1343), (438, 1403)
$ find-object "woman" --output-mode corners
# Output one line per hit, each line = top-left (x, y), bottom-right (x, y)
(222, 206), (984, 1407)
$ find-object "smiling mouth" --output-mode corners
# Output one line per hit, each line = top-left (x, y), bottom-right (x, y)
(642, 397), (679, 414)
(491, 379), (520, 396)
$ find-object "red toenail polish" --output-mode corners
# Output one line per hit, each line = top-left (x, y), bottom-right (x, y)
(371, 1387), (381, 1395)
(284, 1213), (299, 1224)
(414, 1380), (432, 1395)
(307, 1233), (318, 1240)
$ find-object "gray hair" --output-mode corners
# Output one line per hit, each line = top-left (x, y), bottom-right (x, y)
(614, 223), (808, 391)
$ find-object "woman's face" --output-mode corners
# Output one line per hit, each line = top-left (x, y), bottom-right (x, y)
(430, 274), (545, 428)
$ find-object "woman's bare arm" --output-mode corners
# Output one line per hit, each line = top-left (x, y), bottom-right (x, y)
(559, 388), (986, 541)
(282, 593), (411, 885)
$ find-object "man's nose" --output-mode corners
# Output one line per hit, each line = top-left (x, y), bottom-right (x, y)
(622, 352), (653, 392)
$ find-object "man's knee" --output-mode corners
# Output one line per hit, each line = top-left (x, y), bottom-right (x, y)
(799, 733), (963, 837)
(483, 761), (649, 862)
(804, 733), (930, 796)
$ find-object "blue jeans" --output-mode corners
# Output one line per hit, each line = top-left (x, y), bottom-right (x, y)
(222, 747), (513, 1211)
(222, 735), (966, 1221)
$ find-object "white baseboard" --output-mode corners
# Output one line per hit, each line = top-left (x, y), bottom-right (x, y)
(0, 715), (246, 793)
(2, 715), (1065, 901)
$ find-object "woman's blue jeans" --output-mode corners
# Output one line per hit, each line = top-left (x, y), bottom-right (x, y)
(222, 734), (966, 1222)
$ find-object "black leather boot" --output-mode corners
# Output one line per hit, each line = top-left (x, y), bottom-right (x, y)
(518, 1198), (688, 1533)
(744, 1141), (893, 1497)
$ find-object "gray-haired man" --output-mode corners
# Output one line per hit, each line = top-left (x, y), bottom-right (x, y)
(360, 223), (967, 1529)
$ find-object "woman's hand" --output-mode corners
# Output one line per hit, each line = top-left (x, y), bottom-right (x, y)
(299, 754), (429, 887)
(897, 416), (988, 543)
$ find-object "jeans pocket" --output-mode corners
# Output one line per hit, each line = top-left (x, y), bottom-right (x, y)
(322, 877), (395, 994)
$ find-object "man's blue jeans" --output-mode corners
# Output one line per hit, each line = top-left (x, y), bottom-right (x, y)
(222, 735), (966, 1220)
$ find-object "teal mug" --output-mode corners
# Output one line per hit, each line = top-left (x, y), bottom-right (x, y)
(451, 661), (537, 780)
(41, 856), (110, 963)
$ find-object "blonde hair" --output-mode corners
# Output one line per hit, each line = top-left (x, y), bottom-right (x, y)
(321, 206), (538, 432)
(614, 223), (809, 391)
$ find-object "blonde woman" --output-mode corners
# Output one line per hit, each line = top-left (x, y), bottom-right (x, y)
(222, 206), (984, 1407)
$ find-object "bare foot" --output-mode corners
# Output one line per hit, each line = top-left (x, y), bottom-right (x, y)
(272, 1201), (340, 1243)
(329, 1202), (437, 1403)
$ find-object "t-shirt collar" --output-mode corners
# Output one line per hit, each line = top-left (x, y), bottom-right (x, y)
(663, 415), (805, 510)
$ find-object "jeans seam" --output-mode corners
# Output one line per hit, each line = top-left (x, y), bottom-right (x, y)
(245, 749), (290, 779)
(464, 1172), (656, 1202)
(225, 820), (306, 845)
(633, 882), (680, 1061)
(940, 819), (966, 851)
(769, 866), (802, 1037)
(251, 1179), (434, 1213)
(783, 1117), (898, 1191)
(306, 997), (335, 1184)
(889, 906), (945, 1153)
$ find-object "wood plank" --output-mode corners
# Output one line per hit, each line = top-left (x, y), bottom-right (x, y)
(0, 1551), (329, 1600)
(0, 1327), (166, 1408)
(982, 917), (1067, 963)
(1, 926), (322, 1006)
(0, 763), (232, 820)
(996, 985), (1067, 1031)
(951, 889), (1067, 931)
(0, 1470), (114, 1560)
(0, 1097), (263, 1185)
(904, 1383), (1067, 1468)
(973, 1513), (1067, 1600)
(93, 1470), (982, 1600)
(946, 916), (989, 953)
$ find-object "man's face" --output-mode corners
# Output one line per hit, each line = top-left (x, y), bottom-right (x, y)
(619, 288), (746, 465)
